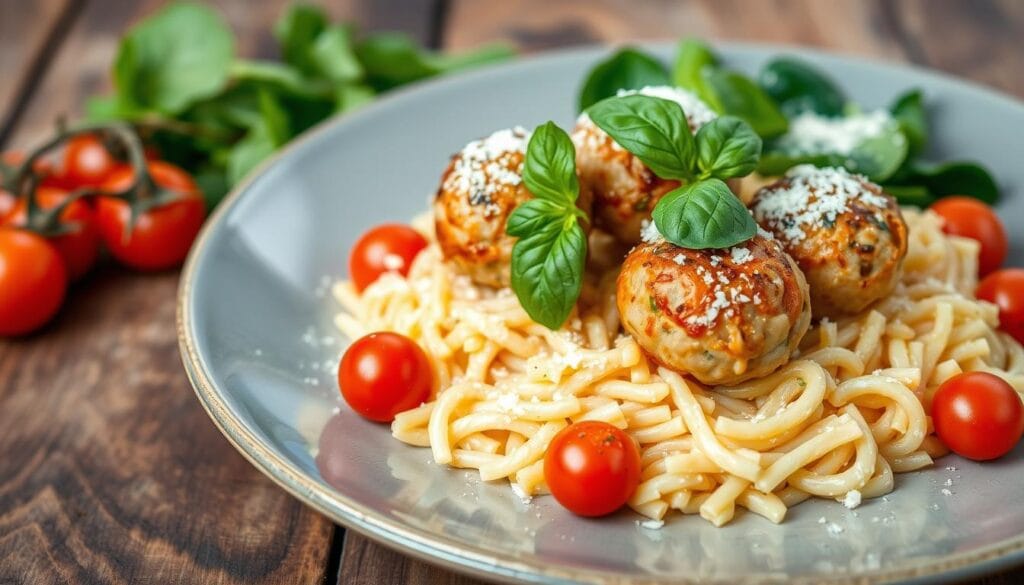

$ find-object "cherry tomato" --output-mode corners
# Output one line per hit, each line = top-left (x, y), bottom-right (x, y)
(930, 197), (1008, 276)
(977, 269), (1024, 345)
(544, 420), (642, 517)
(0, 229), (68, 336)
(338, 331), (433, 422)
(4, 187), (100, 280)
(349, 224), (428, 291)
(96, 161), (206, 271)
(932, 372), (1024, 461)
(62, 134), (118, 188)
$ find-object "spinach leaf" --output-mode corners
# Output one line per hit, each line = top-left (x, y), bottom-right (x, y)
(695, 116), (762, 180)
(508, 121), (587, 330)
(672, 40), (721, 111)
(356, 33), (513, 91)
(845, 125), (908, 182)
(652, 178), (757, 249)
(705, 69), (789, 138)
(758, 57), (845, 117)
(890, 89), (927, 157)
(587, 94), (696, 181)
(114, 2), (234, 114)
(578, 48), (670, 111)
(886, 161), (999, 204)
(273, 4), (328, 77)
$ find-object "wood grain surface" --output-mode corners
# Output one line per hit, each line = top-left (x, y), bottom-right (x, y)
(1, 1), (1023, 584)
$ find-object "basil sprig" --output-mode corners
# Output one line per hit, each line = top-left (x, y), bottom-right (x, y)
(507, 122), (588, 330)
(588, 95), (760, 249)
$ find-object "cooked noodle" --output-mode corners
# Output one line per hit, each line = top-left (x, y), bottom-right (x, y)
(332, 208), (1024, 526)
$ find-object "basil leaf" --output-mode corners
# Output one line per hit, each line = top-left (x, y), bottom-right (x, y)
(653, 178), (757, 249)
(114, 3), (234, 114)
(523, 121), (579, 204)
(356, 33), (513, 91)
(705, 69), (789, 139)
(758, 57), (846, 117)
(273, 4), (329, 77)
(578, 48), (670, 111)
(506, 199), (571, 237)
(672, 40), (722, 111)
(695, 116), (762, 180)
(890, 89), (927, 157)
(887, 161), (999, 204)
(587, 95), (696, 181)
(509, 218), (587, 330)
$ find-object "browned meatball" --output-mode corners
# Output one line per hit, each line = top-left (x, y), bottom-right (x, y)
(617, 232), (811, 386)
(573, 86), (720, 245)
(750, 165), (908, 319)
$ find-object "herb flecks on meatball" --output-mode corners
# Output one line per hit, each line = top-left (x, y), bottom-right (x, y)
(750, 165), (908, 319)
(617, 230), (811, 386)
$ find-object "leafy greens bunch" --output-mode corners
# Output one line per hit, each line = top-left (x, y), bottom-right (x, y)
(88, 2), (512, 206)
(511, 97), (762, 330)
(578, 40), (998, 206)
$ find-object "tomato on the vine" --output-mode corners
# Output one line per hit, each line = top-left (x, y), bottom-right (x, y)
(4, 186), (100, 280)
(977, 269), (1024, 345)
(96, 161), (206, 271)
(349, 224), (428, 291)
(932, 372), (1024, 461)
(62, 134), (118, 188)
(0, 229), (68, 336)
(338, 331), (433, 422)
(930, 197), (1007, 276)
(544, 420), (642, 517)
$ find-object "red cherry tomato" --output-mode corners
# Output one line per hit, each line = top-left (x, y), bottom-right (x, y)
(62, 134), (118, 188)
(4, 187), (100, 280)
(977, 269), (1024, 345)
(0, 229), (68, 336)
(930, 197), (1008, 276)
(932, 372), (1024, 461)
(349, 224), (428, 291)
(544, 420), (642, 517)
(338, 331), (433, 422)
(96, 161), (206, 271)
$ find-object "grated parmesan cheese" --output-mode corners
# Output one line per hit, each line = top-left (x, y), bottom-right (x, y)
(445, 127), (530, 206)
(640, 219), (664, 244)
(775, 109), (898, 156)
(751, 165), (889, 244)
(842, 489), (862, 509)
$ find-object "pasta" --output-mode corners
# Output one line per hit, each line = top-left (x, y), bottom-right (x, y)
(332, 208), (1024, 526)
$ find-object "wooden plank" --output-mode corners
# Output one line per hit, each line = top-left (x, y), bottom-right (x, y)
(0, 1), (355, 583)
(339, 535), (485, 585)
(0, 0), (71, 146)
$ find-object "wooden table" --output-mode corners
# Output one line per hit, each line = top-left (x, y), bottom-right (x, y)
(1, 1), (1022, 583)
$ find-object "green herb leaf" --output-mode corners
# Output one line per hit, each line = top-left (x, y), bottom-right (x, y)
(845, 126), (908, 182)
(273, 4), (329, 77)
(311, 25), (363, 83)
(114, 2), (234, 114)
(886, 160), (999, 204)
(695, 116), (762, 180)
(890, 89), (927, 157)
(758, 57), (846, 117)
(705, 69), (789, 139)
(587, 94), (696, 181)
(506, 198), (571, 235)
(226, 90), (290, 184)
(508, 217), (587, 330)
(652, 178), (757, 249)
(356, 33), (513, 91)
(578, 48), (670, 111)
(672, 40), (722, 111)
(522, 121), (580, 204)
(334, 83), (376, 113)
(882, 184), (935, 207)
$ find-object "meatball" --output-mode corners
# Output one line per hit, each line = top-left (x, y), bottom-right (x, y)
(434, 127), (592, 288)
(617, 232), (811, 386)
(573, 85), (719, 245)
(750, 165), (908, 319)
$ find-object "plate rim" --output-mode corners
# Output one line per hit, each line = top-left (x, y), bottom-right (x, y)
(177, 41), (1024, 585)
